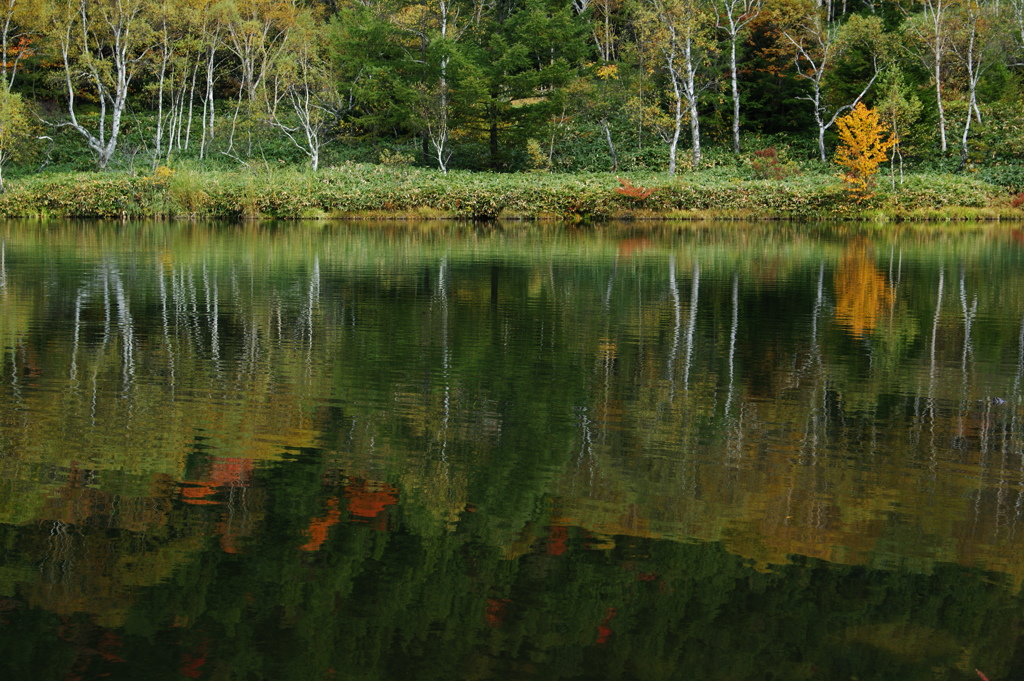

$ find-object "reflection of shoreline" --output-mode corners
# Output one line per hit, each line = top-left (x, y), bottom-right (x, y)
(4, 223), (1024, 630)
(0, 464), (404, 626)
(549, 451), (1024, 591)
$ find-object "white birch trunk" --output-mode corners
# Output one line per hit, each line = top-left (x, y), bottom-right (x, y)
(664, 27), (683, 177)
(784, 17), (877, 162)
(716, 0), (762, 154)
(153, 26), (170, 169)
(56, 0), (150, 171)
(1, 0), (28, 88)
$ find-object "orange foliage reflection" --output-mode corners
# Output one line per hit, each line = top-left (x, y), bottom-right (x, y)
(834, 244), (894, 337)
(179, 640), (209, 679)
(617, 237), (651, 257)
(182, 457), (253, 506)
(547, 525), (568, 555)
(485, 598), (509, 627)
(344, 479), (398, 520)
(596, 607), (617, 645)
(300, 498), (342, 552)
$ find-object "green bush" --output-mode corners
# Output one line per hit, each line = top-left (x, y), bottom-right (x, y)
(0, 163), (1013, 221)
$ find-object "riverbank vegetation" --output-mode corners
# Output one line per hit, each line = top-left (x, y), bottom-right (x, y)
(0, 162), (1017, 220)
(1, 0), (1023, 219)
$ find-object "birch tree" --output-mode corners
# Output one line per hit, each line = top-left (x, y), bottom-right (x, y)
(783, 9), (880, 162)
(948, 0), (1000, 168)
(396, 0), (474, 173)
(641, 0), (714, 174)
(46, 0), (154, 170)
(151, 0), (181, 167)
(715, 0), (761, 154)
(575, 0), (618, 62)
(875, 66), (921, 184)
(1013, 0), (1024, 63)
(901, 0), (952, 153)
(188, 0), (224, 159)
(1, 0), (38, 88)
(268, 10), (348, 170)
(218, 0), (296, 157)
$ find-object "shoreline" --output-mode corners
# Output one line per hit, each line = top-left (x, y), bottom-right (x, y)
(0, 165), (1021, 223)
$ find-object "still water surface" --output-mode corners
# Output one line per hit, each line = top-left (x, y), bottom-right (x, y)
(1, 220), (1024, 680)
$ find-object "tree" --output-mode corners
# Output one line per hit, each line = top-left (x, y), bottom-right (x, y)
(423, 1), (458, 173)
(150, 0), (185, 167)
(186, 0), (226, 160)
(639, 0), (715, 174)
(0, 79), (32, 191)
(1013, 0), (1024, 63)
(783, 7), (882, 162)
(578, 0), (620, 62)
(268, 9), (348, 170)
(715, 0), (762, 154)
(45, 0), (155, 170)
(470, 0), (591, 170)
(834, 102), (897, 199)
(569, 62), (628, 170)
(900, 0), (953, 154)
(947, 0), (1002, 169)
(1, 0), (38, 88)
(328, 2), (419, 151)
(393, 0), (477, 173)
(217, 0), (296, 160)
(875, 65), (921, 185)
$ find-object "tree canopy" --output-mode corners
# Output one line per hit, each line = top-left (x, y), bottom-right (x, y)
(0, 0), (1022, 175)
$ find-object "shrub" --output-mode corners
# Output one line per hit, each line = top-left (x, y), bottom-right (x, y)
(615, 177), (658, 201)
(749, 147), (800, 180)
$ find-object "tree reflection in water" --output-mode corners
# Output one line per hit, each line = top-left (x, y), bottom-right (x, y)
(0, 221), (1023, 680)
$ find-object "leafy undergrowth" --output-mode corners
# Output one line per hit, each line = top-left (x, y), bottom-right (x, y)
(0, 163), (1016, 221)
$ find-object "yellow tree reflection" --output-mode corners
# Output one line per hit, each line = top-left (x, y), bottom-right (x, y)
(834, 243), (894, 338)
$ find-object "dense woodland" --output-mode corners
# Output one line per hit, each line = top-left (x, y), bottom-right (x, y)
(1, 0), (1024, 182)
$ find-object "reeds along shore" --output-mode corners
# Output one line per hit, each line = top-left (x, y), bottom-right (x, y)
(0, 165), (1020, 222)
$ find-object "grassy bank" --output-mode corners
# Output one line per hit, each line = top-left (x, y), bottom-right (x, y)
(0, 164), (1020, 222)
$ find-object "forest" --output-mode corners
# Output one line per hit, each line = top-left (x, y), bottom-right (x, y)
(0, 0), (1023, 192)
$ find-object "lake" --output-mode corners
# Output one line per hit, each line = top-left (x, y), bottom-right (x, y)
(1, 220), (1023, 680)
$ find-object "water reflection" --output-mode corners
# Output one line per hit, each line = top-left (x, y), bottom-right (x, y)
(1, 221), (1024, 680)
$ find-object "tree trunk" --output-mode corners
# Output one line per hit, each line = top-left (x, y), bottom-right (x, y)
(730, 37), (740, 154)
(489, 105), (500, 170)
(154, 44), (169, 169)
(935, 58), (947, 153)
(668, 88), (682, 177)
(684, 35), (701, 167)
(431, 55), (450, 173)
(601, 119), (617, 171)
(185, 61), (198, 150)
(203, 45), (216, 158)
(959, 44), (976, 169)
(664, 32), (683, 177)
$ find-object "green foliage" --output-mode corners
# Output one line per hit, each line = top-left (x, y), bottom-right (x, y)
(0, 82), (34, 191)
(0, 163), (1009, 220)
(0, 0), (1019, 178)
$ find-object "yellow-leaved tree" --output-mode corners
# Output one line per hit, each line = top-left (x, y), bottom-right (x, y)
(834, 102), (897, 200)
(0, 79), (33, 193)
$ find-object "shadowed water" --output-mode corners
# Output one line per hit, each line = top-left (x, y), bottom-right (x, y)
(1, 220), (1024, 680)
